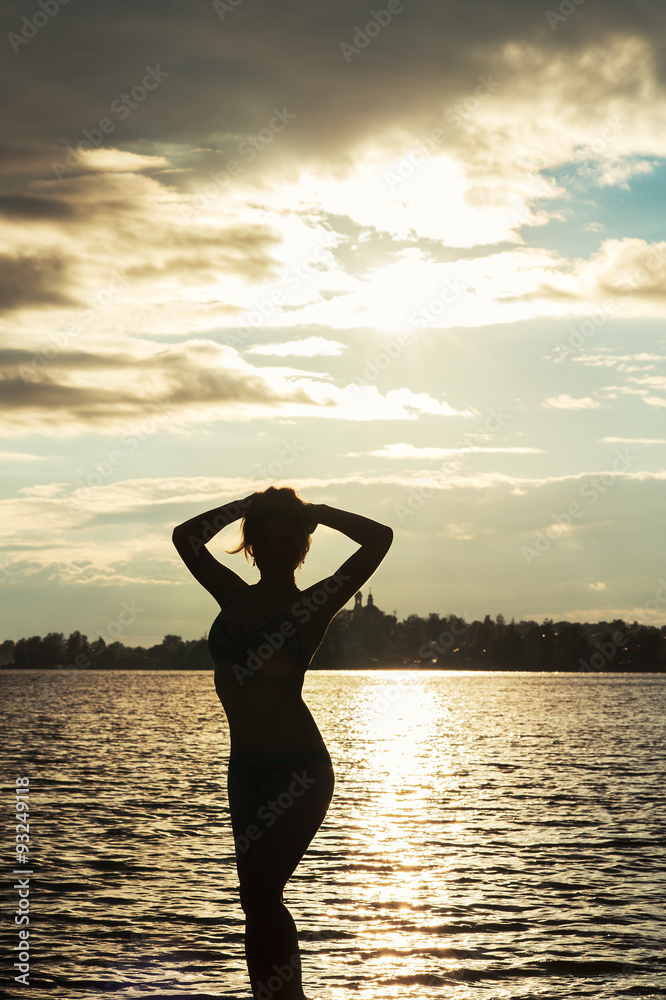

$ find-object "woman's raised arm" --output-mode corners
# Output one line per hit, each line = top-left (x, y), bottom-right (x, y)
(301, 502), (393, 617)
(308, 503), (392, 548)
(172, 494), (256, 604)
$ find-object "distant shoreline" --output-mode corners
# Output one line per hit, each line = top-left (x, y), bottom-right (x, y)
(3, 609), (664, 672)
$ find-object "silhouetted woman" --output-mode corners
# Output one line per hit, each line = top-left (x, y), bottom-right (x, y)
(172, 487), (392, 999)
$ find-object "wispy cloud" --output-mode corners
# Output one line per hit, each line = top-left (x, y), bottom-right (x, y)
(0, 451), (45, 461)
(542, 395), (602, 410)
(345, 443), (545, 459)
(246, 337), (347, 357)
(599, 436), (666, 444)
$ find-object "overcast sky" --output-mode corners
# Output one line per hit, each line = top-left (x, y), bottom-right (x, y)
(2, 0), (666, 647)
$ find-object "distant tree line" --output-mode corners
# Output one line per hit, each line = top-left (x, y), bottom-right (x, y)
(2, 605), (664, 671)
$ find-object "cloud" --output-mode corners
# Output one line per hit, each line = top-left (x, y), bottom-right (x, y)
(489, 238), (666, 318)
(542, 394), (601, 409)
(0, 252), (74, 313)
(0, 339), (470, 434)
(246, 337), (347, 357)
(599, 437), (666, 444)
(0, 340), (322, 433)
(0, 193), (77, 220)
(3, 461), (664, 565)
(578, 239), (666, 299)
(597, 158), (655, 189)
(346, 443), (544, 459)
(442, 522), (476, 541)
(4, 463), (666, 635)
(0, 451), (45, 461)
(629, 375), (666, 391)
(4, 0), (666, 170)
(19, 483), (70, 498)
(5, 20), (666, 347)
(0, 170), (293, 349)
(55, 148), (170, 177)
(3, 0), (666, 635)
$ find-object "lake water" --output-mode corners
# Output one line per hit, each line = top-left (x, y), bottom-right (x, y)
(1, 669), (664, 999)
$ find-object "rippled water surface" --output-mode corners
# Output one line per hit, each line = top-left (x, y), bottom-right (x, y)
(1, 669), (665, 999)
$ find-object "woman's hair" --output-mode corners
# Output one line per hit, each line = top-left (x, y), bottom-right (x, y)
(226, 486), (313, 568)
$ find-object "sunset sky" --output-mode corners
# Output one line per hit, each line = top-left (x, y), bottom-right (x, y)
(2, 0), (666, 646)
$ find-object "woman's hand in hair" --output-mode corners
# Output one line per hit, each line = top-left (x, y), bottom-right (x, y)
(305, 503), (321, 534)
(241, 491), (262, 512)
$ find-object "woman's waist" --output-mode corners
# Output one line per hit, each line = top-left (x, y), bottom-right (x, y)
(213, 649), (308, 683)
(214, 661), (306, 701)
(214, 675), (324, 748)
(225, 717), (327, 755)
(229, 742), (332, 769)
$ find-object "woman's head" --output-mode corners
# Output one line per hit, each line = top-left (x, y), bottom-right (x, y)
(227, 487), (313, 571)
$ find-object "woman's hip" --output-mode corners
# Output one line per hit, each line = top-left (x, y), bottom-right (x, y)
(226, 746), (334, 844)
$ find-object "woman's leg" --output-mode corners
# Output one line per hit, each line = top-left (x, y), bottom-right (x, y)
(230, 760), (334, 1000)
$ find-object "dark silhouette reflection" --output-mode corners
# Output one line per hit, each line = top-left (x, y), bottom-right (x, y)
(173, 486), (392, 999)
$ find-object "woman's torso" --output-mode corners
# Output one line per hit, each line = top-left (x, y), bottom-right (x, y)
(209, 585), (328, 754)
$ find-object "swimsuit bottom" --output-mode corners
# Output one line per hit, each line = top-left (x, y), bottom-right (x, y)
(228, 745), (332, 799)
(227, 746), (334, 856)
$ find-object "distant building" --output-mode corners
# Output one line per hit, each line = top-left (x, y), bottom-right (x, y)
(353, 589), (381, 617)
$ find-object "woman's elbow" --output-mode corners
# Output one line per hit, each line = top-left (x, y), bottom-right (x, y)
(172, 525), (189, 549)
(375, 524), (393, 551)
